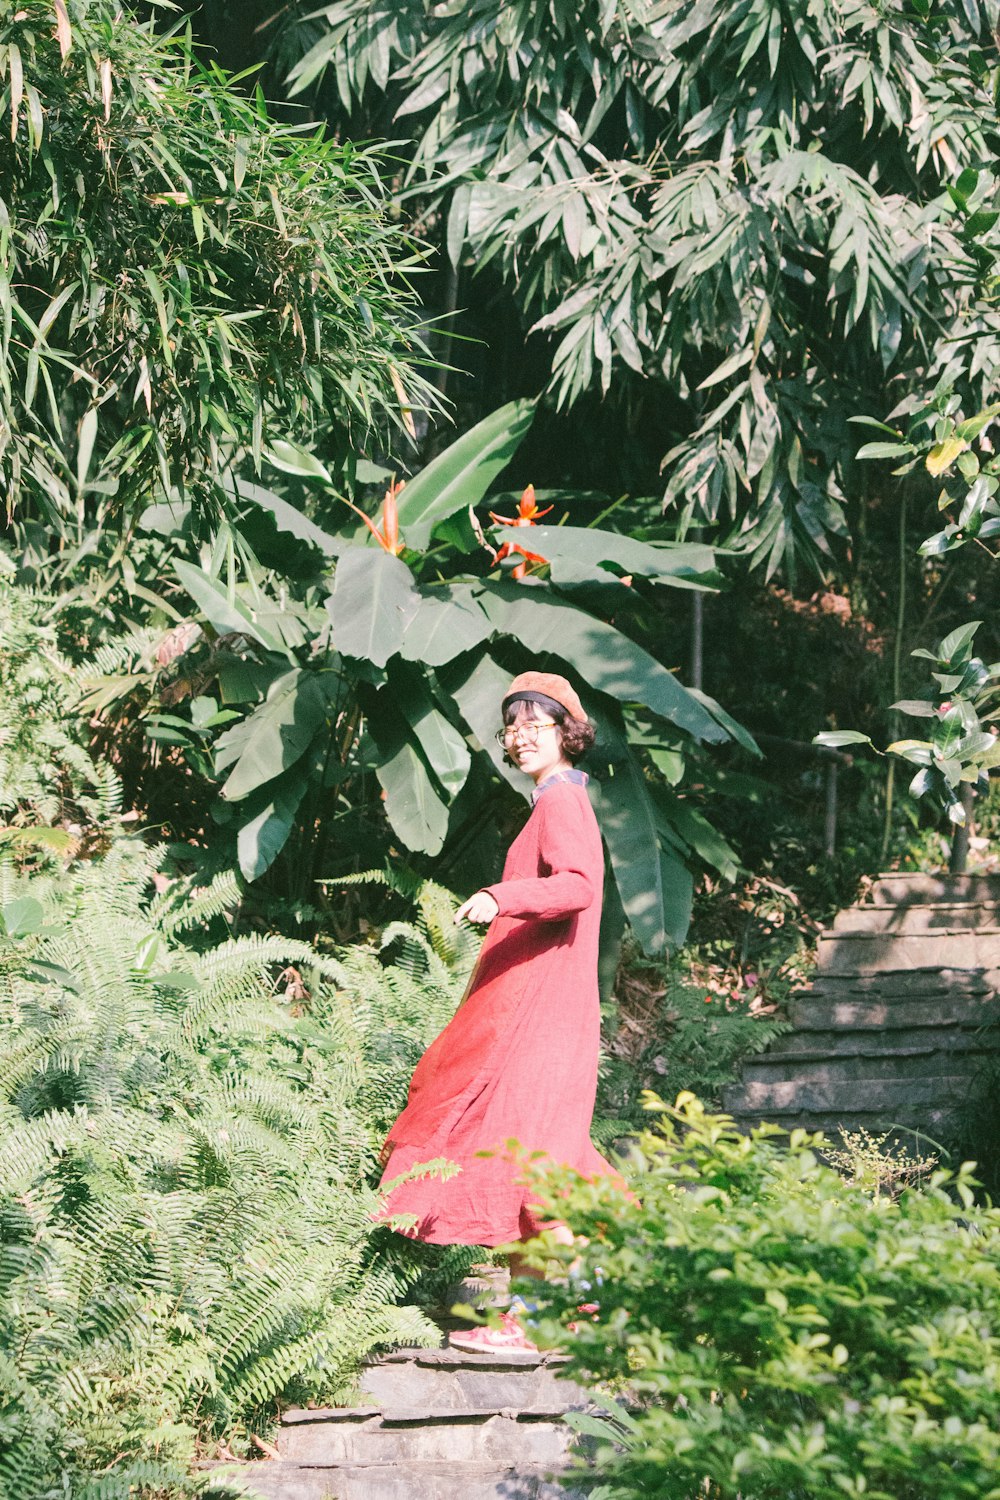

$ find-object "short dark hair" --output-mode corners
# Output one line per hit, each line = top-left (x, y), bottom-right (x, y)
(502, 696), (595, 763)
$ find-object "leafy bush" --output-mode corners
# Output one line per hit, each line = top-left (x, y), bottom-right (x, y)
(0, 0), (428, 530)
(597, 945), (791, 1131)
(0, 566), (118, 856)
(530, 1097), (1000, 1500)
(0, 837), (472, 1498)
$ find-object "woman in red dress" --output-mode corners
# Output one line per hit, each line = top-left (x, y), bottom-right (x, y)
(378, 671), (617, 1349)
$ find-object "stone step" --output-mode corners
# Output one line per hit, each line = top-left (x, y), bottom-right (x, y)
(723, 1074), (971, 1118)
(740, 1040), (997, 1085)
(217, 1457), (579, 1499)
(832, 902), (1000, 934)
(359, 1347), (583, 1413)
(727, 1108), (957, 1143)
(807, 968), (995, 999)
(279, 1410), (571, 1468)
(775, 1024), (996, 1056)
(815, 928), (1000, 976)
(789, 994), (1000, 1032)
(870, 873), (1000, 907)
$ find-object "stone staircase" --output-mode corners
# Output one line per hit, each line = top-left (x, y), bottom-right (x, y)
(220, 1272), (590, 1500)
(723, 872), (1000, 1141)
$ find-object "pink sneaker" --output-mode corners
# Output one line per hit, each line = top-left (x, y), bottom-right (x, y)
(449, 1311), (538, 1353)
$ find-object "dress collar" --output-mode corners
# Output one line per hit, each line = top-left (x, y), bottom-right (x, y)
(530, 767), (589, 806)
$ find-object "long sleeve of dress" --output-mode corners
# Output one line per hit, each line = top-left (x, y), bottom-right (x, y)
(482, 785), (597, 921)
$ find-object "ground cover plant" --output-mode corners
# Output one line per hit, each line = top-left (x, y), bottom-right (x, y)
(529, 1096), (1000, 1500)
(0, 834), (479, 1498)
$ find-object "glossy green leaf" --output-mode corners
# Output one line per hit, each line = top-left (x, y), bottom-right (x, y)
(376, 739), (450, 855)
(813, 729), (875, 749)
(476, 582), (731, 745)
(1, 897), (44, 938)
(217, 670), (330, 800)
(589, 738), (667, 954)
(265, 439), (335, 485)
(237, 771), (309, 881)
(494, 525), (721, 590)
(327, 548), (421, 668)
(227, 477), (346, 558)
(449, 650), (525, 792)
(401, 587), (493, 666)
(395, 399), (537, 550)
(392, 664), (471, 799)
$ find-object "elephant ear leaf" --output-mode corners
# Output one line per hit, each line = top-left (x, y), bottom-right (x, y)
(394, 399), (537, 550)
(216, 670), (330, 801)
(327, 549), (420, 669)
(376, 740), (450, 856)
(237, 770), (309, 881)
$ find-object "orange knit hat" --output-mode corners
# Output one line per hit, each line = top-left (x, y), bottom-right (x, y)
(502, 671), (588, 724)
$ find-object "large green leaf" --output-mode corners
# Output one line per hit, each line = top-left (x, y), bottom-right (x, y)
(475, 581), (730, 745)
(236, 770), (309, 881)
(217, 669), (331, 801)
(587, 701), (696, 951)
(391, 663), (472, 799)
(227, 477), (347, 559)
(376, 740), (450, 855)
(327, 548), (421, 668)
(448, 650), (526, 792)
(495, 525), (721, 590)
(395, 399), (537, 550)
(174, 560), (288, 655)
(401, 587), (493, 667)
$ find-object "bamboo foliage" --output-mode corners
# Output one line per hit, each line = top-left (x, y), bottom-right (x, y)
(278, 0), (1000, 575)
(0, 0), (433, 531)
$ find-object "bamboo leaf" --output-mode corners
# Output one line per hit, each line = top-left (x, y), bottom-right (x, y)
(173, 560), (288, 654)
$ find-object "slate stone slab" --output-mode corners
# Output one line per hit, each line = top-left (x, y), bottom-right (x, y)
(832, 902), (1000, 934)
(816, 928), (1000, 976)
(212, 1458), (583, 1500)
(724, 1073), (971, 1116)
(279, 1412), (572, 1467)
(870, 873), (1000, 907)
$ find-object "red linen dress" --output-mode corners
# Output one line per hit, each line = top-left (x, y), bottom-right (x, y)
(378, 777), (616, 1245)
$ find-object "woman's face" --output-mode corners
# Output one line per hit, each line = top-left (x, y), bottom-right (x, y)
(505, 701), (571, 784)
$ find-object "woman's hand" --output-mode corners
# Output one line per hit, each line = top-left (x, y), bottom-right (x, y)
(454, 890), (500, 926)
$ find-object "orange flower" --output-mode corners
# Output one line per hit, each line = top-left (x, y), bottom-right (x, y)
(489, 483), (551, 578)
(351, 478), (405, 554)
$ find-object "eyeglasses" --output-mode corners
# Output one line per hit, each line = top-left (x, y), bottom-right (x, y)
(495, 721), (558, 747)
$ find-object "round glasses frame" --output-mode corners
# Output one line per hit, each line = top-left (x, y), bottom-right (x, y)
(495, 720), (558, 748)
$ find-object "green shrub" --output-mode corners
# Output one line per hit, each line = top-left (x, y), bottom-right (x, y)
(0, 567), (115, 854)
(597, 952), (790, 1130)
(0, 0), (429, 531)
(529, 1096), (1000, 1500)
(0, 837), (471, 1498)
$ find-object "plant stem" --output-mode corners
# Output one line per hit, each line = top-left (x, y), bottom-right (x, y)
(879, 492), (908, 867)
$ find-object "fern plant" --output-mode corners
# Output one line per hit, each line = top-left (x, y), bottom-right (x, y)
(0, 572), (115, 856)
(0, 836), (472, 1499)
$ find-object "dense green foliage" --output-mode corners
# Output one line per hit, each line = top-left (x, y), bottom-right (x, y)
(72, 415), (750, 954)
(0, 0), (430, 534)
(531, 1097), (1000, 1500)
(268, 0), (1000, 576)
(0, 838), (476, 1497)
